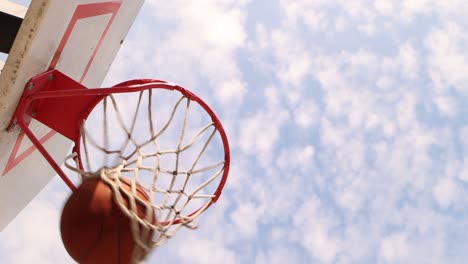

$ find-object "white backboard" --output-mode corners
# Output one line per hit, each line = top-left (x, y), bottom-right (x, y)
(0, 0), (144, 230)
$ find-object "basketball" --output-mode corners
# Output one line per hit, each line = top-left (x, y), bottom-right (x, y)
(60, 177), (155, 264)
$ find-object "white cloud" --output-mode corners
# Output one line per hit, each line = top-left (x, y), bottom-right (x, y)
(230, 202), (261, 239)
(293, 197), (341, 263)
(0, 179), (72, 264)
(460, 126), (468, 150)
(400, 0), (431, 22)
(215, 79), (247, 106)
(358, 22), (377, 36)
(110, 0), (249, 109)
(334, 175), (366, 213)
(238, 103), (289, 166)
(376, 75), (395, 90)
(279, 0), (327, 31)
(294, 99), (319, 128)
(320, 117), (346, 147)
(276, 145), (315, 173)
(432, 177), (459, 208)
(398, 42), (419, 80)
(148, 0), (248, 50)
(379, 232), (411, 263)
(255, 246), (300, 264)
(395, 91), (418, 130)
(426, 22), (468, 95)
(433, 95), (458, 117)
(334, 16), (348, 32)
(270, 29), (312, 91)
(175, 237), (238, 264)
(459, 155), (468, 182)
(375, 0), (395, 16)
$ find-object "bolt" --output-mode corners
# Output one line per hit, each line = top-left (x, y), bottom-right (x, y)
(47, 74), (54, 81)
(27, 83), (34, 91)
(7, 120), (18, 132)
(32, 111), (37, 117)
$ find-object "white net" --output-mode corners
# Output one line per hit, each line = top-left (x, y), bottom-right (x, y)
(64, 81), (229, 262)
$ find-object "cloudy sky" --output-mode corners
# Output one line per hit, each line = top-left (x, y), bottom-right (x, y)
(2, 0), (468, 263)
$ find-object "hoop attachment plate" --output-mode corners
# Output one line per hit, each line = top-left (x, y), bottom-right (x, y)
(7, 70), (104, 141)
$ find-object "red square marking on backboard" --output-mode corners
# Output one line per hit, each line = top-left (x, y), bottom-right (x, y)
(2, 2), (122, 176)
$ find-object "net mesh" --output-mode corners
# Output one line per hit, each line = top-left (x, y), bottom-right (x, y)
(64, 83), (228, 262)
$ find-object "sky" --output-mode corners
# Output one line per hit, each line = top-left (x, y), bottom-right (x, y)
(2, 0), (468, 263)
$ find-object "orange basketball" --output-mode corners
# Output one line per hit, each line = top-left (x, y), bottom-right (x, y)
(60, 177), (155, 264)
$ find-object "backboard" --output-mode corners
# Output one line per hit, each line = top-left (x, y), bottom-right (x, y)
(0, 0), (144, 230)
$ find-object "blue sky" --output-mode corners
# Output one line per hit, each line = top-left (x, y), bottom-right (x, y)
(2, 0), (468, 263)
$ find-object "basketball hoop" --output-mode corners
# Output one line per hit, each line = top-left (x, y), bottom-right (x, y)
(7, 69), (230, 261)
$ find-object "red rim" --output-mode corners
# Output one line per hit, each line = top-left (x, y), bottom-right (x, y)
(76, 79), (231, 225)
